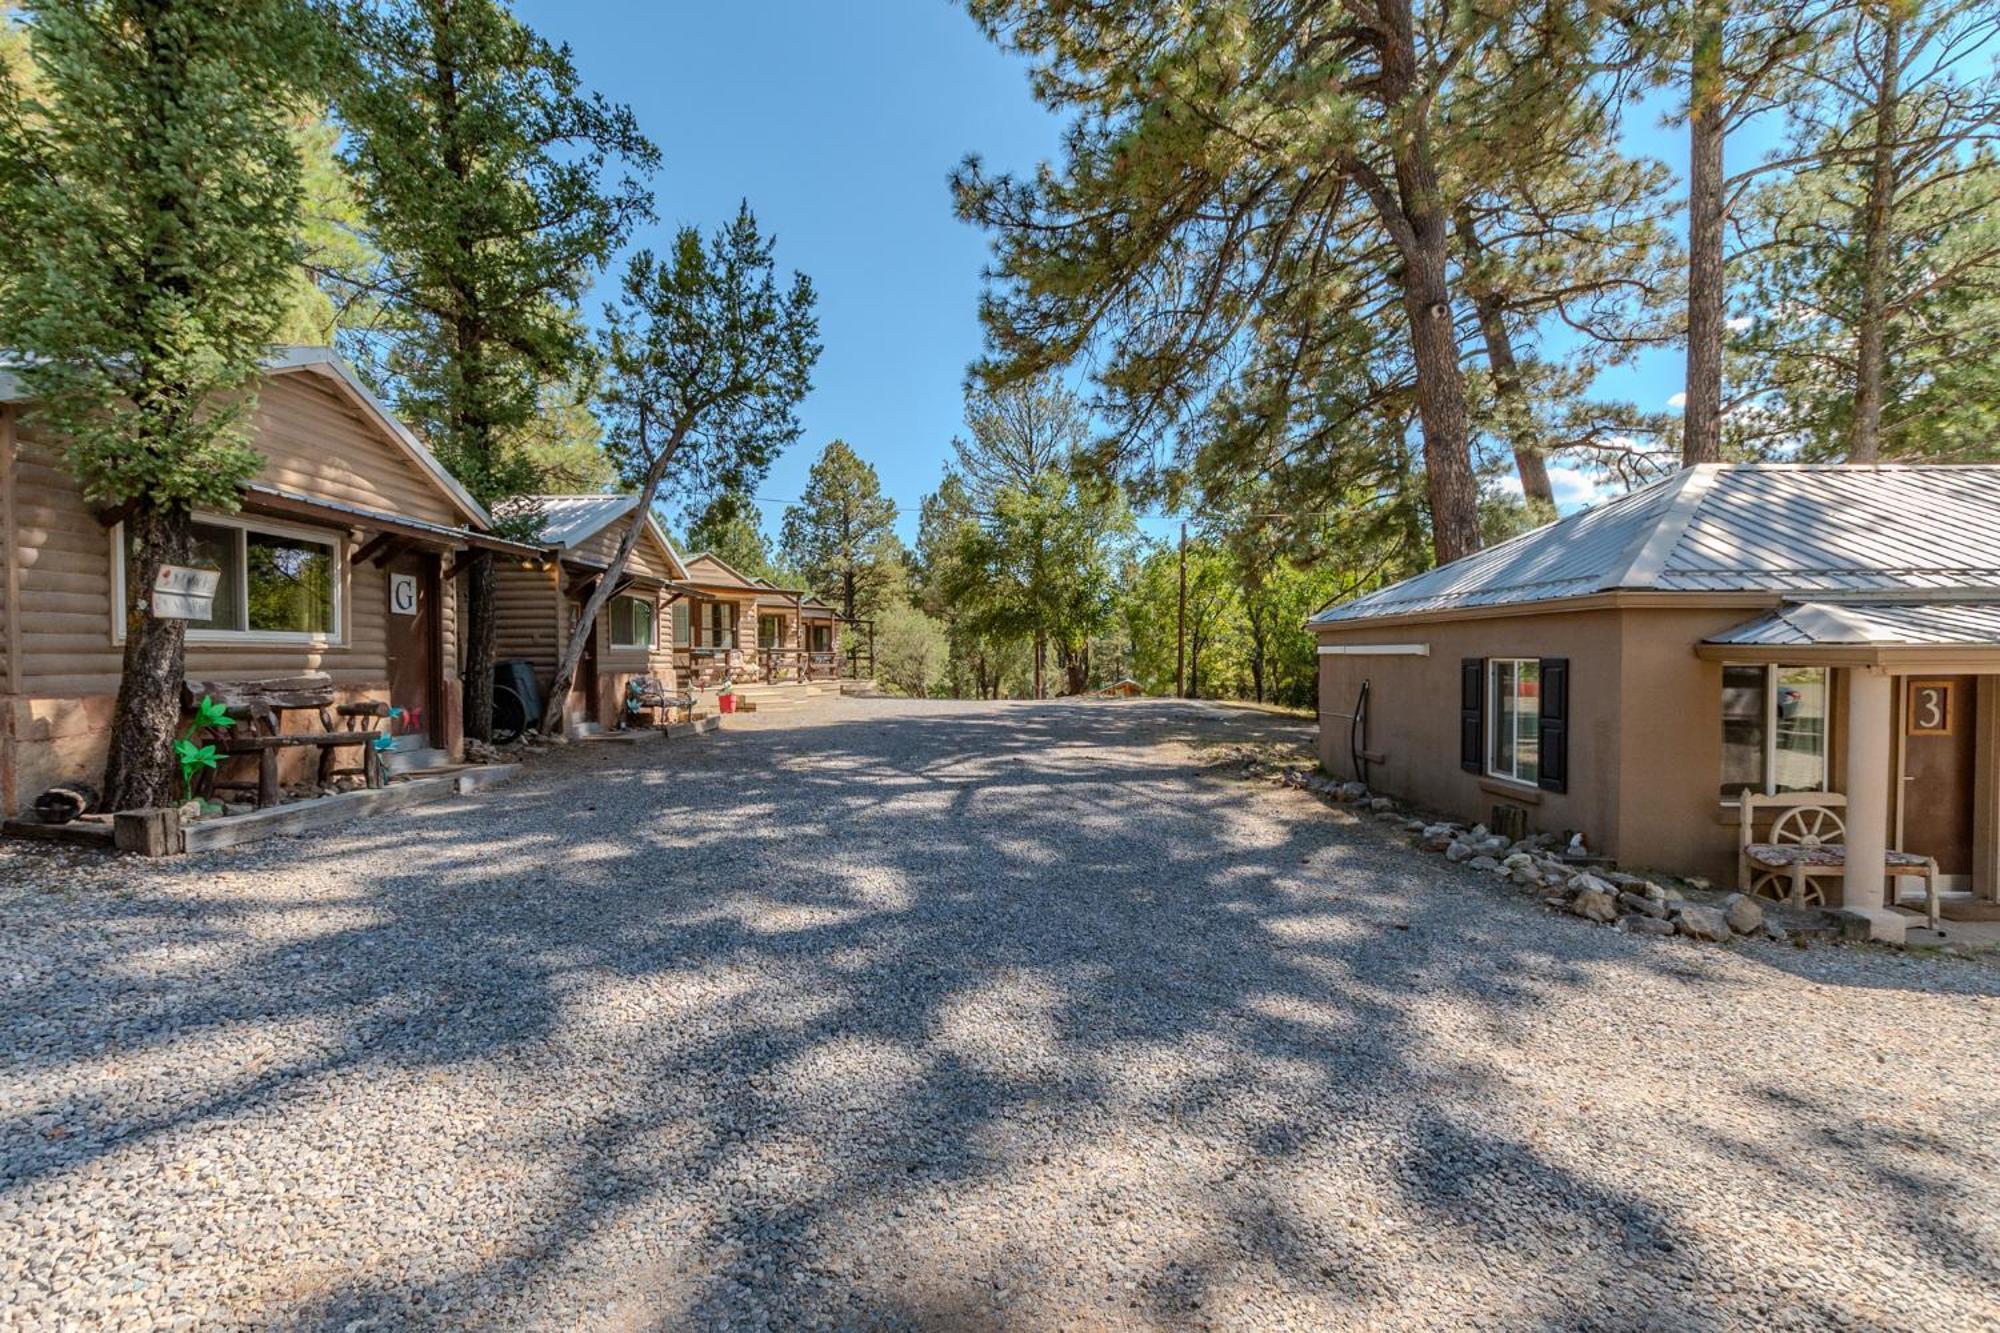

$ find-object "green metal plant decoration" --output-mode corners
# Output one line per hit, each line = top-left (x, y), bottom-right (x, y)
(174, 695), (233, 804)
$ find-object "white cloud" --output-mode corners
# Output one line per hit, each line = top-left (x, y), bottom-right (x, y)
(1549, 465), (1616, 511)
(1727, 316), (1752, 332)
(1666, 391), (1687, 410)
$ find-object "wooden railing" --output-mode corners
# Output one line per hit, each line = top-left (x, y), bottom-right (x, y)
(671, 644), (867, 687)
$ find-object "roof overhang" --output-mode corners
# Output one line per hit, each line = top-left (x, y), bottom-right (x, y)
(1697, 600), (2000, 670)
(239, 483), (545, 558)
(1693, 642), (2000, 670)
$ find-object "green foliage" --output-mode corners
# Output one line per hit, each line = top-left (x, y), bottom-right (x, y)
(780, 440), (907, 623)
(0, 0), (321, 508)
(595, 207), (820, 499)
(685, 491), (788, 583)
(174, 695), (233, 802)
(332, 0), (658, 507)
(873, 603), (952, 698)
(955, 1), (1665, 564)
(503, 366), (615, 493)
(923, 378), (1132, 696)
(1729, 0), (2000, 462)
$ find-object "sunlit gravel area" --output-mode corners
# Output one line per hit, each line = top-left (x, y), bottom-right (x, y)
(3, 696), (1998, 1331)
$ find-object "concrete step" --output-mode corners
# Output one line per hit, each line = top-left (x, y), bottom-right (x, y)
(379, 746), (451, 775)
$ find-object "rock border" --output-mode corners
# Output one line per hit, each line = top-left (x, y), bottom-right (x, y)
(1277, 769), (1829, 948)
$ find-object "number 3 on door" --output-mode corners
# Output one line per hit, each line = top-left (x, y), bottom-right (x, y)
(1907, 680), (1954, 736)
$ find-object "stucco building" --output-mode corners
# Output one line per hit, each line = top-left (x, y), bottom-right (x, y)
(1312, 464), (2000, 912)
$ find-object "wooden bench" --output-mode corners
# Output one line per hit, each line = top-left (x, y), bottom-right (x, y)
(622, 675), (694, 728)
(184, 674), (386, 809)
(1737, 791), (1939, 929)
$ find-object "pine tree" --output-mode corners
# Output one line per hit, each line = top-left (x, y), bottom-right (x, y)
(1676, 0), (1826, 463)
(780, 441), (906, 625)
(333, 0), (656, 740)
(539, 208), (819, 732)
(1732, 0), (2000, 462)
(956, 1), (1645, 564)
(0, 0), (322, 810)
(685, 491), (785, 582)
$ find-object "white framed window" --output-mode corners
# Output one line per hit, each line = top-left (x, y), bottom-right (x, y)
(113, 513), (343, 645)
(1721, 664), (1829, 798)
(609, 594), (655, 650)
(671, 601), (690, 647)
(1487, 658), (1541, 786)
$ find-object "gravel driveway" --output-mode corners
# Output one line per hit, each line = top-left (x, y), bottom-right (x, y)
(4, 697), (1998, 1331)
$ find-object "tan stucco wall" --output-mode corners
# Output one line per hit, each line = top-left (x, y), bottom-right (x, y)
(1313, 599), (1809, 884)
(1315, 608), (1627, 858)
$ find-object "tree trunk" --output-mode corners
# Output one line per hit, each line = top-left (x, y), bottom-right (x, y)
(102, 504), (192, 811)
(1454, 209), (1555, 507)
(540, 414), (680, 733)
(1365, 2), (1481, 564)
(1032, 631), (1046, 700)
(1684, 0), (1728, 466)
(1850, 8), (1900, 465)
(461, 549), (496, 743)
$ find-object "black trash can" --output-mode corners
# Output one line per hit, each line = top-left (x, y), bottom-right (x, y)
(492, 660), (543, 740)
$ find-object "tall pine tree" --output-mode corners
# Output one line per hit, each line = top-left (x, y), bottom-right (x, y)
(957, 1), (1644, 564)
(0, 0), (321, 809)
(333, 0), (656, 740)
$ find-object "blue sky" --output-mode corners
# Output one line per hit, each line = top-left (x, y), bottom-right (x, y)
(520, 1), (1696, 541)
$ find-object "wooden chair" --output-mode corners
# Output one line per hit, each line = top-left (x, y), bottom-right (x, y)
(184, 674), (385, 809)
(1736, 790), (1939, 929)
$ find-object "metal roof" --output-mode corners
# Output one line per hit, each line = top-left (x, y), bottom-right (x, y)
(497, 493), (685, 571)
(1705, 601), (2000, 648)
(1313, 464), (2000, 625)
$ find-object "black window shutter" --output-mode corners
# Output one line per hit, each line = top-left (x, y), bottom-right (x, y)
(1539, 657), (1570, 793)
(1460, 659), (1484, 773)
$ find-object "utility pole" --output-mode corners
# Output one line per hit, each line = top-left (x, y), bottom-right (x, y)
(1175, 520), (1187, 699)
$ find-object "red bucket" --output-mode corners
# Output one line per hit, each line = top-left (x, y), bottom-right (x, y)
(719, 694), (737, 714)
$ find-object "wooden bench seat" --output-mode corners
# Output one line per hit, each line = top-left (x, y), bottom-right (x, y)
(185, 674), (386, 808)
(1737, 791), (1939, 929)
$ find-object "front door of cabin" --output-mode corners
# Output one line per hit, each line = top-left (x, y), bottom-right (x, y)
(384, 551), (441, 745)
(1902, 675), (1977, 886)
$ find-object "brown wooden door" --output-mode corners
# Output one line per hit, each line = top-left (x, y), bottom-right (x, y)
(384, 552), (440, 744)
(1902, 675), (1977, 876)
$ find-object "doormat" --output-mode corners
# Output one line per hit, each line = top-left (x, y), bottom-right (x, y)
(1941, 900), (2000, 922)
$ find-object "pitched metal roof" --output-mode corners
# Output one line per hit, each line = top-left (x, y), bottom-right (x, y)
(499, 493), (641, 547)
(1705, 601), (2000, 648)
(1312, 464), (2000, 625)
(494, 494), (687, 578)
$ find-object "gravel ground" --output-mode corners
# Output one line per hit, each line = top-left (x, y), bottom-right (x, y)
(4, 696), (1999, 1331)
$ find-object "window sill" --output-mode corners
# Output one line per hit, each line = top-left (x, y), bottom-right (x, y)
(1478, 776), (1543, 804)
(120, 632), (345, 649)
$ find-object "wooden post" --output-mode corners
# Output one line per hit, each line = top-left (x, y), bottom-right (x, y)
(1175, 521), (1187, 699)
(114, 806), (181, 857)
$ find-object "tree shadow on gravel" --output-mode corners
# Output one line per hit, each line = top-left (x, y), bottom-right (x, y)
(5, 700), (1994, 1330)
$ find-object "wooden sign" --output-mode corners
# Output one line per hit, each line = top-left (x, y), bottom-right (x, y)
(389, 572), (419, 616)
(151, 565), (220, 621)
(1908, 679), (1955, 736)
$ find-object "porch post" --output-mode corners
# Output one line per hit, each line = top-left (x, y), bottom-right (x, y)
(1843, 666), (1892, 909)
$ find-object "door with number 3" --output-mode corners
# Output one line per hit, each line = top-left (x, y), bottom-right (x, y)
(1901, 676), (1975, 883)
